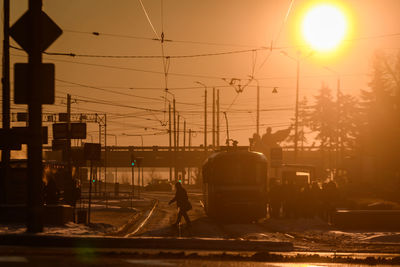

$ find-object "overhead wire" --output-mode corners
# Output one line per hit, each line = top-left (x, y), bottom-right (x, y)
(10, 52), (368, 81)
(55, 94), (165, 123)
(62, 29), (268, 48)
(10, 44), (269, 59)
(138, 0), (160, 40)
(56, 79), (165, 102)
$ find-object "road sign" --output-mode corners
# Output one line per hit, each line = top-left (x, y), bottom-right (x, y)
(52, 123), (87, 139)
(0, 127), (48, 148)
(84, 143), (101, 161)
(52, 123), (68, 139)
(71, 123), (87, 139)
(10, 10), (62, 53)
(14, 63), (55, 104)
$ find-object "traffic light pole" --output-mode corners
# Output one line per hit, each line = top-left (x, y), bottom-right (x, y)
(131, 162), (135, 205)
(88, 160), (93, 224)
(137, 164), (140, 199)
(27, 0), (44, 233)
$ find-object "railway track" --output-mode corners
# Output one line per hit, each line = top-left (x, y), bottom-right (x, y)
(122, 191), (280, 241)
(104, 190), (355, 253)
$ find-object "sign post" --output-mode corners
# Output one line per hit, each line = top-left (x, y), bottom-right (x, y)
(9, 0), (62, 232)
(27, 0), (45, 233)
(129, 147), (135, 208)
(84, 143), (101, 225)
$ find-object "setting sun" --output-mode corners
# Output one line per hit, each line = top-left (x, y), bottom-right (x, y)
(302, 4), (347, 52)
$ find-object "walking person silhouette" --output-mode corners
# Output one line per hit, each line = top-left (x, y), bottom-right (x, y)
(169, 182), (192, 227)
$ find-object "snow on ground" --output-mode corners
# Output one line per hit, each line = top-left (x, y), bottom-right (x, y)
(0, 222), (117, 236)
(41, 222), (114, 236)
(0, 198), (152, 236)
(263, 217), (400, 245)
(0, 222), (120, 236)
(329, 231), (400, 243)
(0, 224), (26, 235)
(81, 204), (138, 212)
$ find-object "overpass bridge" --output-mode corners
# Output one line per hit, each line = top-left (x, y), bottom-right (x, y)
(43, 146), (250, 168)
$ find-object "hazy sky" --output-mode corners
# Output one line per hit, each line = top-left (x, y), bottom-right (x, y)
(4, 0), (400, 148)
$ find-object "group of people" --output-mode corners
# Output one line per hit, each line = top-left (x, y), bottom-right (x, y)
(169, 178), (339, 227)
(250, 127), (291, 155)
(268, 179), (339, 221)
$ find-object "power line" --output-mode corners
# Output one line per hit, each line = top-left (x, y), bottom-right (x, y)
(56, 79), (165, 102)
(11, 52), (369, 81)
(59, 93), (165, 113)
(11, 44), (270, 59)
(63, 28), (400, 47)
(138, 0), (160, 40)
(55, 94), (165, 123)
(62, 29), (268, 48)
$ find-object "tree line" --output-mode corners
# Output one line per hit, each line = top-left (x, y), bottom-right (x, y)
(287, 51), (400, 191)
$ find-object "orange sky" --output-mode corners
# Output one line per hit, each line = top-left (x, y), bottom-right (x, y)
(4, 0), (400, 148)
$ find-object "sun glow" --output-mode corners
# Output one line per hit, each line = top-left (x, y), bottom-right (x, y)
(302, 4), (347, 52)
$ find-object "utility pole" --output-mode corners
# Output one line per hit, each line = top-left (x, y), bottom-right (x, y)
(27, 0), (44, 233)
(66, 94), (72, 208)
(336, 78), (341, 177)
(168, 103), (172, 182)
(183, 120), (186, 152)
(173, 98), (177, 181)
(177, 113), (180, 150)
(1, 0), (10, 204)
(217, 89), (220, 148)
(98, 124), (101, 194)
(224, 112), (229, 146)
(104, 114), (107, 207)
(212, 87), (215, 149)
(188, 129), (191, 184)
(256, 81), (260, 136)
(183, 120), (186, 184)
(176, 113), (180, 180)
(294, 55), (300, 162)
(204, 88), (207, 152)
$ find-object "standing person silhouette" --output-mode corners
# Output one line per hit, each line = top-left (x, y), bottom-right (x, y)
(169, 182), (192, 227)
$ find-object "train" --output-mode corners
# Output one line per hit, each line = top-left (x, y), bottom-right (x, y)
(202, 150), (268, 222)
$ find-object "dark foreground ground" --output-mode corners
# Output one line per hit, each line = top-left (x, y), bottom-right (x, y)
(1, 245), (400, 266)
(2, 190), (400, 265)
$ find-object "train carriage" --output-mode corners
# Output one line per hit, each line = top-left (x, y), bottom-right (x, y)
(202, 150), (268, 222)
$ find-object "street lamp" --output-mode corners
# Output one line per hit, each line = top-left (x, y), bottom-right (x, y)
(195, 82), (207, 152)
(280, 50), (314, 162)
(161, 95), (174, 182)
(280, 51), (300, 162)
(248, 76), (260, 136)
